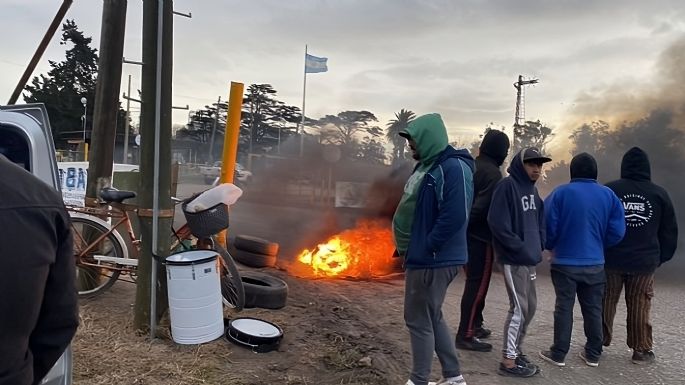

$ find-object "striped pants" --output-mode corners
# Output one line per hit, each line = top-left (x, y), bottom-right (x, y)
(602, 270), (655, 352)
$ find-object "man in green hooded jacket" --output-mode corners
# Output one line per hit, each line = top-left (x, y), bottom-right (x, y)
(393, 113), (475, 385)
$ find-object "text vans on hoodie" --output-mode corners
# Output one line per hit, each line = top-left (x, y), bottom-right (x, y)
(392, 113), (475, 269)
(487, 149), (545, 266)
(605, 147), (679, 273)
(544, 153), (626, 266)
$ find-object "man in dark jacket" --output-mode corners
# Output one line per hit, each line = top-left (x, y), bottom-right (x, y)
(488, 147), (549, 378)
(538, 153), (625, 368)
(0, 155), (79, 385)
(455, 129), (510, 352)
(393, 113), (474, 385)
(603, 147), (678, 364)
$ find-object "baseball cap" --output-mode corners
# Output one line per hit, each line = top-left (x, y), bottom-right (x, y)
(522, 147), (552, 163)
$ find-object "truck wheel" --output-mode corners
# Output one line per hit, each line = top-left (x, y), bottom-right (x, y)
(233, 249), (277, 268)
(234, 235), (279, 256)
(241, 271), (288, 309)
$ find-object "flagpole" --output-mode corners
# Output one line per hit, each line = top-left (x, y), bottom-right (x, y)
(299, 44), (308, 157)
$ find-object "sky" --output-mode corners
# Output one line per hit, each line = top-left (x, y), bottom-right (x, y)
(2, 0), (684, 161)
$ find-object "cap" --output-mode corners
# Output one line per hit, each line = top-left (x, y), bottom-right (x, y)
(398, 130), (411, 139)
(522, 147), (552, 164)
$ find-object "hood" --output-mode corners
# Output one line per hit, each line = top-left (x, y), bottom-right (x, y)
(507, 149), (535, 185)
(401, 113), (449, 166)
(438, 146), (475, 174)
(621, 147), (651, 181)
(479, 129), (510, 166)
(570, 152), (598, 180)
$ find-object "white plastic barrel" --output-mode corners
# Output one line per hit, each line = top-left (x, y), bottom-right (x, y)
(166, 250), (224, 344)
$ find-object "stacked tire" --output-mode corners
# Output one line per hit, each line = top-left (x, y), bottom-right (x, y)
(233, 235), (279, 268)
(232, 235), (287, 309)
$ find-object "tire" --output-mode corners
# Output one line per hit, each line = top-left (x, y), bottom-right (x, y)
(234, 235), (279, 256)
(213, 242), (246, 311)
(233, 249), (278, 268)
(71, 217), (124, 298)
(241, 271), (288, 309)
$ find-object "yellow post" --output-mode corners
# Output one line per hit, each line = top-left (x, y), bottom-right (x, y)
(84, 142), (89, 161)
(217, 81), (244, 247)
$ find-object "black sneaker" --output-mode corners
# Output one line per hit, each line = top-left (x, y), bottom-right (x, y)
(516, 355), (541, 374)
(632, 350), (656, 364)
(538, 350), (566, 367)
(475, 327), (491, 339)
(455, 336), (492, 352)
(497, 362), (537, 378)
(579, 351), (599, 367)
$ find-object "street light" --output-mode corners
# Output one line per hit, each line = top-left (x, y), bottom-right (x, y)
(80, 97), (87, 142)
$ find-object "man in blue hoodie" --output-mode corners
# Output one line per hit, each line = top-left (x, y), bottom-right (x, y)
(488, 147), (549, 378)
(538, 153), (625, 369)
(393, 113), (474, 385)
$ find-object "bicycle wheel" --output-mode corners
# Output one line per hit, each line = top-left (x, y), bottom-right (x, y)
(213, 242), (245, 311)
(71, 217), (124, 298)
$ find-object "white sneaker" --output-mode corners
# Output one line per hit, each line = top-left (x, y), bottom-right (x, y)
(406, 380), (438, 385)
(436, 375), (467, 385)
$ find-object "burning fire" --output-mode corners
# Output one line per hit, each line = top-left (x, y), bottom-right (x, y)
(296, 219), (399, 278)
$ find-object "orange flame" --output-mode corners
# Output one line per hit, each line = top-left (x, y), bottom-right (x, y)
(296, 219), (400, 278)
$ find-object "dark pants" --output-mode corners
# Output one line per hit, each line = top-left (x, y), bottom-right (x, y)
(457, 237), (494, 338)
(550, 265), (605, 361)
(603, 270), (655, 352)
(405, 267), (461, 385)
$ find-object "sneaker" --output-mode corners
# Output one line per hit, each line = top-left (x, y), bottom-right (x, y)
(579, 351), (599, 367)
(475, 327), (491, 339)
(516, 355), (540, 374)
(538, 350), (566, 367)
(434, 375), (467, 385)
(631, 350), (656, 364)
(497, 362), (537, 378)
(455, 336), (492, 352)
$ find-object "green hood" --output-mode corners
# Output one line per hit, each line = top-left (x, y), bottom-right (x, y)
(401, 113), (449, 167)
(393, 113), (449, 256)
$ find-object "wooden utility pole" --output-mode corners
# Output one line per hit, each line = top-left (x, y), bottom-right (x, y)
(86, 0), (128, 204)
(8, 0), (73, 105)
(134, 0), (174, 332)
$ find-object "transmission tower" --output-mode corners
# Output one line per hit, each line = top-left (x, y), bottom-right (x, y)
(513, 74), (539, 150)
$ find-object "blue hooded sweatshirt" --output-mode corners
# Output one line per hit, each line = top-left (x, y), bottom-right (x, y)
(393, 113), (475, 269)
(487, 149), (545, 266)
(544, 179), (626, 266)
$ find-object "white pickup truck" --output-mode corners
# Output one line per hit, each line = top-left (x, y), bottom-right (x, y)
(199, 161), (252, 186)
(0, 103), (71, 384)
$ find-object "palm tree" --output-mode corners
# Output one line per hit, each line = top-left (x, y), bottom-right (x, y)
(386, 109), (415, 163)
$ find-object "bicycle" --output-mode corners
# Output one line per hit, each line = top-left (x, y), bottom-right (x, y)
(67, 186), (245, 310)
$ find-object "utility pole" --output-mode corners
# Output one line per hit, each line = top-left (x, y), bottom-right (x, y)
(123, 74), (131, 163)
(86, 0), (128, 205)
(8, 0), (73, 105)
(208, 96), (221, 163)
(134, 0), (174, 332)
(513, 74), (538, 152)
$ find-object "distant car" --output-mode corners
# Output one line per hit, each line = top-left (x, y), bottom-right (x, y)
(0, 104), (72, 384)
(200, 161), (253, 186)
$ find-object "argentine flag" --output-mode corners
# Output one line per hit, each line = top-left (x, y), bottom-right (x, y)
(305, 54), (328, 73)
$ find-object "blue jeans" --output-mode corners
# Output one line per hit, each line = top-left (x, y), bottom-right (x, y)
(550, 265), (605, 361)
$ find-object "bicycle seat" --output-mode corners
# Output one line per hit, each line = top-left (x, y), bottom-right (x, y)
(100, 187), (136, 203)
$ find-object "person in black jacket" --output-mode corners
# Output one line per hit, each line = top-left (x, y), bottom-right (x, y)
(455, 130), (509, 352)
(0, 155), (79, 385)
(602, 147), (678, 365)
(488, 147), (550, 378)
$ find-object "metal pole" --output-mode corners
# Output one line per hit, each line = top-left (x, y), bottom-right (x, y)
(82, 102), (87, 142)
(299, 44), (308, 157)
(150, 0), (165, 340)
(123, 74), (131, 163)
(7, 0), (74, 104)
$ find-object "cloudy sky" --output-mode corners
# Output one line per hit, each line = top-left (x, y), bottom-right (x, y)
(2, 0), (684, 159)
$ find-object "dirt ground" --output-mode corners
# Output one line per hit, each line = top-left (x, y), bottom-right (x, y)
(72, 185), (685, 385)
